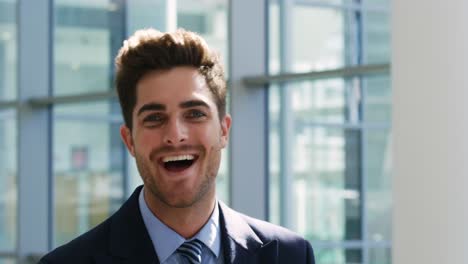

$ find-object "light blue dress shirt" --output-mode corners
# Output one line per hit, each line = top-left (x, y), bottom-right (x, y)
(138, 188), (224, 264)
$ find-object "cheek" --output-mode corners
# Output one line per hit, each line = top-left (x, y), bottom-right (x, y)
(201, 129), (224, 150)
(134, 131), (161, 152)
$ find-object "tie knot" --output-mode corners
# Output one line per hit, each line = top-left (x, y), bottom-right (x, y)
(177, 239), (204, 264)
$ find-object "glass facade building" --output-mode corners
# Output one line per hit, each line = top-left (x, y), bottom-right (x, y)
(268, 1), (391, 263)
(0, 0), (390, 263)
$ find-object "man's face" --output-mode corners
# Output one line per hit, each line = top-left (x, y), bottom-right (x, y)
(120, 66), (231, 208)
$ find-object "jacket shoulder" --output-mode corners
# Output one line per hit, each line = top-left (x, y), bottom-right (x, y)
(240, 213), (315, 263)
(240, 213), (302, 241)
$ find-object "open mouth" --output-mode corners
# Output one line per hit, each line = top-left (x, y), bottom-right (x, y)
(162, 154), (197, 172)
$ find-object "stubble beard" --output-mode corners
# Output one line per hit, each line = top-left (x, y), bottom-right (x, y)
(134, 145), (222, 209)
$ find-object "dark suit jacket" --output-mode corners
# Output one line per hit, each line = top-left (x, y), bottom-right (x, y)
(39, 186), (315, 264)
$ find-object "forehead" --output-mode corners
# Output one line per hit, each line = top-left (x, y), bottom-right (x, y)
(135, 67), (215, 108)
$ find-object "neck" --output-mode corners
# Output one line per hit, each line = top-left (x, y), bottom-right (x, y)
(143, 188), (216, 239)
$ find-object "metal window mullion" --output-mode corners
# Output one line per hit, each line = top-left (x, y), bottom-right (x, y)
(278, 0), (294, 230)
(361, 120), (369, 264)
(313, 240), (391, 249)
(311, 240), (392, 249)
(120, 0), (129, 200)
(243, 63), (390, 87)
(358, 3), (370, 264)
(229, 0), (268, 220)
(311, 240), (364, 249)
(296, 121), (390, 131)
(28, 91), (116, 108)
(109, 0), (127, 205)
(17, 0), (52, 259)
(293, 0), (388, 13)
(0, 101), (19, 109)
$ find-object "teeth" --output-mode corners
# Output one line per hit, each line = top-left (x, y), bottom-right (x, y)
(162, 154), (195, 163)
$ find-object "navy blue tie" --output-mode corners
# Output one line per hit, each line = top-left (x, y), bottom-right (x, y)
(177, 239), (203, 264)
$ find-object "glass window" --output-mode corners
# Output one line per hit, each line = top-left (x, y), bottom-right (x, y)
(53, 0), (119, 96)
(315, 248), (362, 264)
(52, 0), (125, 246)
(269, 1), (391, 263)
(0, 0), (16, 254)
(269, 80), (362, 241)
(0, 110), (16, 252)
(366, 129), (391, 242)
(177, 0), (228, 71)
(364, 75), (391, 123)
(364, 77), (391, 244)
(0, 0), (17, 101)
(369, 247), (391, 264)
(363, 10), (390, 64)
(0, 258), (16, 264)
(53, 102), (124, 246)
(292, 6), (348, 71)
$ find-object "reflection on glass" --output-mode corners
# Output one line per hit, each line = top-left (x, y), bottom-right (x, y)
(54, 0), (121, 95)
(0, 110), (16, 251)
(270, 3), (391, 73)
(297, 127), (362, 241)
(364, 73), (392, 246)
(364, 75), (391, 122)
(53, 102), (124, 246)
(0, 0), (17, 100)
(369, 247), (391, 264)
(315, 248), (362, 264)
(367, 129), (391, 242)
(0, 258), (16, 264)
(290, 6), (353, 72)
(269, 0), (391, 263)
(269, 4), (350, 73)
(364, 10), (390, 64)
(269, 80), (362, 241)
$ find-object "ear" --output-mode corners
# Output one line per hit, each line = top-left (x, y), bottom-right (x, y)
(120, 124), (135, 157)
(219, 114), (232, 148)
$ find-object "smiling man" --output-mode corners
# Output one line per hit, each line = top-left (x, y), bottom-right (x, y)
(39, 29), (315, 264)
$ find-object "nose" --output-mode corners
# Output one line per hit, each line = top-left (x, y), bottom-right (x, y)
(163, 118), (188, 145)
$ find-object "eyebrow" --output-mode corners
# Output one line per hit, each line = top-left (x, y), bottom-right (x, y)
(179, 100), (210, 109)
(137, 103), (165, 116)
(137, 100), (210, 116)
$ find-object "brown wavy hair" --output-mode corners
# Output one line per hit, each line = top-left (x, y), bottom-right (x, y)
(115, 28), (226, 129)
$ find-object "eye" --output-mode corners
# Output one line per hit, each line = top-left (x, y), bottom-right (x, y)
(142, 113), (165, 126)
(185, 109), (207, 119)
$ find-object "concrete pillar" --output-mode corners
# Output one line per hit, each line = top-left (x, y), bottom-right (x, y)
(392, 0), (468, 263)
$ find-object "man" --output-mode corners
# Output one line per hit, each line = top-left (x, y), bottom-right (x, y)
(39, 28), (315, 264)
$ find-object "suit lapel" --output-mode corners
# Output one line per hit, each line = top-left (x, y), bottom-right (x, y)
(219, 202), (278, 264)
(105, 186), (159, 264)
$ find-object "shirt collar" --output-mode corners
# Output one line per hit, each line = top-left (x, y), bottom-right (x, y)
(138, 187), (221, 263)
